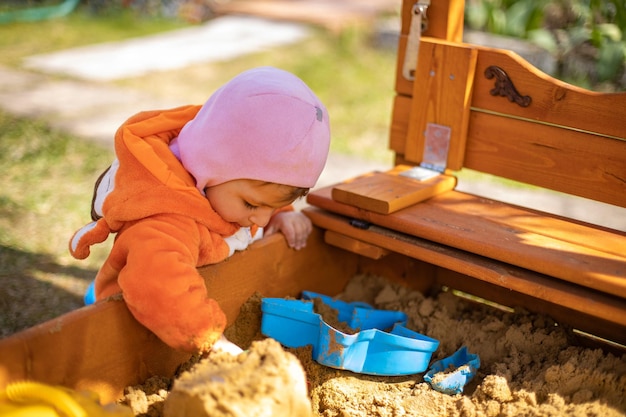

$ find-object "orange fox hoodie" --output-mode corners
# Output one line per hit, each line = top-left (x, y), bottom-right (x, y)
(70, 105), (241, 353)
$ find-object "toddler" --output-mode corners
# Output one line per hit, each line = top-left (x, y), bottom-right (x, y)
(69, 67), (330, 353)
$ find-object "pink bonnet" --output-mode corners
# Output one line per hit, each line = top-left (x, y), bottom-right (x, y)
(176, 67), (330, 191)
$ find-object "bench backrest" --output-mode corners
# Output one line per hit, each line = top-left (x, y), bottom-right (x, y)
(390, 0), (626, 208)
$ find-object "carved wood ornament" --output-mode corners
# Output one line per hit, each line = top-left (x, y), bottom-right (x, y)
(484, 65), (532, 107)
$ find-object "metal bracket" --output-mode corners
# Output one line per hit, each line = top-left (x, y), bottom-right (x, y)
(402, 0), (430, 81)
(400, 122), (451, 181)
(421, 123), (451, 172)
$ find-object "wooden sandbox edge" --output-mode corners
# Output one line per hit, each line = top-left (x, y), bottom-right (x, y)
(0, 230), (357, 403)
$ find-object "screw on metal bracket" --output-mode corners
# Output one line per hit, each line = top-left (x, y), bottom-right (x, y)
(414, 0), (430, 32)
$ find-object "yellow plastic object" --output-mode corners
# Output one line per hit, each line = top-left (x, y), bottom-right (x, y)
(0, 381), (133, 417)
(0, 403), (58, 417)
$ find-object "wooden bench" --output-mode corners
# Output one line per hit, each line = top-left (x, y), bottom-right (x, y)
(305, 0), (626, 346)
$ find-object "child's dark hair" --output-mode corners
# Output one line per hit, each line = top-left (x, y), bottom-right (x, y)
(281, 186), (309, 202)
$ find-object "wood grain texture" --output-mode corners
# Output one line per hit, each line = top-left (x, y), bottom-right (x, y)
(0, 299), (189, 404)
(304, 206), (626, 345)
(331, 167), (456, 214)
(308, 186), (626, 297)
(325, 230), (390, 260)
(473, 47), (626, 140)
(405, 40), (477, 169)
(395, 0), (467, 96)
(399, 0), (465, 40)
(464, 111), (626, 207)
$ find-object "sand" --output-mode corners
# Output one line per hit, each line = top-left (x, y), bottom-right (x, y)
(164, 338), (311, 417)
(121, 274), (626, 417)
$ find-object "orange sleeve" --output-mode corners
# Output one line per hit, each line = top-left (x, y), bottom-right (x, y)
(111, 214), (229, 353)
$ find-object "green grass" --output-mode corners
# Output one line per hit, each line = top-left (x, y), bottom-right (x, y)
(0, 112), (111, 252)
(0, 111), (115, 335)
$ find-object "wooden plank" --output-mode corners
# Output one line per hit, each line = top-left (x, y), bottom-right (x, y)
(393, 43), (626, 194)
(0, 299), (189, 405)
(464, 111), (626, 207)
(200, 231), (357, 324)
(396, 40), (626, 141)
(307, 186), (626, 297)
(303, 206), (626, 345)
(400, 0), (465, 41)
(404, 39), (477, 170)
(395, 0), (467, 97)
(325, 230), (390, 260)
(472, 47), (626, 141)
(312, 186), (626, 258)
(0, 231), (355, 401)
(389, 94), (412, 154)
(331, 166), (456, 214)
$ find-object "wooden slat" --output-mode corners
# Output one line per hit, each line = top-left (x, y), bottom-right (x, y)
(464, 111), (626, 207)
(307, 186), (626, 297)
(472, 47), (626, 141)
(331, 167), (456, 214)
(325, 230), (390, 260)
(389, 94), (412, 155)
(0, 299), (189, 405)
(304, 206), (626, 345)
(393, 41), (626, 191)
(199, 231), (357, 324)
(397, 38), (626, 141)
(314, 185), (626, 257)
(404, 40), (477, 169)
(395, 0), (467, 97)
(400, 0), (465, 41)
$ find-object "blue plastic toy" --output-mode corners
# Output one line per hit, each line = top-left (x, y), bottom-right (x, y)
(84, 280), (96, 305)
(261, 291), (439, 376)
(424, 346), (480, 394)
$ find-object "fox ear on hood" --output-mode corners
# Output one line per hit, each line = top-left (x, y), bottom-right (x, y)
(90, 161), (119, 221)
(69, 219), (111, 260)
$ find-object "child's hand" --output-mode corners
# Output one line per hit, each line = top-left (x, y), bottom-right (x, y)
(264, 211), (312, 250)
(211, 334), (243, 355)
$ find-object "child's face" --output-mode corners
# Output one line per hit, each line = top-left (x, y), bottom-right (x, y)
(204, 179), (298, 228)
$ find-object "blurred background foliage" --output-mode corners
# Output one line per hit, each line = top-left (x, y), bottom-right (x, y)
(465, 0), (626, 91)
(3, 0), (624, 90)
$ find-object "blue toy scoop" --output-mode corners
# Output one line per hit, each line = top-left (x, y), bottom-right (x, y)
(261, 291), (439, 376)
(424, 346), (480, 394)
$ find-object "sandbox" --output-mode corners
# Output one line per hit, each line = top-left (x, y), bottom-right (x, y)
(121, 275), (626, 417)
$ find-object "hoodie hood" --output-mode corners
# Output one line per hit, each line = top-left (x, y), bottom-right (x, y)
(101, 105), (238, 237)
